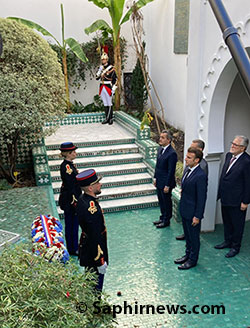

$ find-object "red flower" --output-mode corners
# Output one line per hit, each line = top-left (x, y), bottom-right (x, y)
(66, 291), (70, 298)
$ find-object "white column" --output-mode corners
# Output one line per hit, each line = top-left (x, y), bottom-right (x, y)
(201, 152), (222, 231)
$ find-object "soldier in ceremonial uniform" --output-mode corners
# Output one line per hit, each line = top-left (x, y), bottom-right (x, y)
(76, 169), (108, 293)
(96, 52), (117, 125)
(58, 142), (82, 255)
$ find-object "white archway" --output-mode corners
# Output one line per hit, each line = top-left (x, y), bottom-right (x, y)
(202, 47), (250, 230)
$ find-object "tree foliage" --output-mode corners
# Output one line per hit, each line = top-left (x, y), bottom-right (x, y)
(131, 58), (148, 114)
(0, 244), (114, 327)
(85, 0), (154, 109)
(0, 18), (66, 183)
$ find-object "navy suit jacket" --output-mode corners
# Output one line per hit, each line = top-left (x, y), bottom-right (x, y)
(154, 145), (177, 189)
(217, 152), (250, 206)
(179, 165), (208, 220)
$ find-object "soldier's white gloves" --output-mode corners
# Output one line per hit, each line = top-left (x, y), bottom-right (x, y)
(112, 85), (117, 96)
(96, 65), (104, 78)
(97, 261), (108, 274)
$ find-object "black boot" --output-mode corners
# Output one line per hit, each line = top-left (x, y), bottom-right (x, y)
(108, 106), (113, 125)
(102, 106), (109, 124)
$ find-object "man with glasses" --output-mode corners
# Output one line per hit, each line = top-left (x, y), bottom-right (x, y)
(215, 135), (250, 257)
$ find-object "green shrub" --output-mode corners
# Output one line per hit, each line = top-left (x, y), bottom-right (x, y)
(0, 18), (66, 183)
(131, 58), (148, 116)
(0, 179), (11, 190)
(71, 95), (104, 114)
(0, 244), (114, 328)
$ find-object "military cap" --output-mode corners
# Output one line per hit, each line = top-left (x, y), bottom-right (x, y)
(59, 142), (78, 151)
(76, 169), (102, 187)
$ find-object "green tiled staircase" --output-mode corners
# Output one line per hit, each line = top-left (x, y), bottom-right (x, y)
(47, 138), (158, 217)
(32, 111), (181, 219)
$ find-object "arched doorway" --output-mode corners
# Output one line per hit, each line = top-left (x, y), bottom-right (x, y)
(206, 49), (250, 229)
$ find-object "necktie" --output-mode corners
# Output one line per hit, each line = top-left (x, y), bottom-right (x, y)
(229, 156), (236, 165)
(182, 168), (191, 184)
(160, 148), (164, 155)
(226, 156), (236, 173)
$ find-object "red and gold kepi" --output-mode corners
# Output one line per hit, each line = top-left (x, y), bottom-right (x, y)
(59, 142), (78, 151)
(76, 169), (102, 187)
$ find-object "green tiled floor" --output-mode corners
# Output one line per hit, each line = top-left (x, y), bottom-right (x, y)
(104, 208), (250, 328)
(0, 186), (57, 241)
(0, 187), (249, 327)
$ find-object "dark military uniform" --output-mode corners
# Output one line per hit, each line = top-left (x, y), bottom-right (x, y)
(76, 193), (108, 291)
(59, 159), (82, 255)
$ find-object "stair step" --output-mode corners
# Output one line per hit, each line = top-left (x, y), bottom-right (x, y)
(52, 173), (152, 192)
(50, 163), (149, 181)
(54, 183), (156, 203)
(56, 194), (159, 217)
(45, 123), (135, 150)
(47, 144), (139, 160)
(48, 153), (144, 171)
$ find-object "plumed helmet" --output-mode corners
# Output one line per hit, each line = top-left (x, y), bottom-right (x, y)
(101, 52), (109, 60)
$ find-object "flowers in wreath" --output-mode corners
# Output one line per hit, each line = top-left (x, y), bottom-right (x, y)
(31, 214), (69, 263)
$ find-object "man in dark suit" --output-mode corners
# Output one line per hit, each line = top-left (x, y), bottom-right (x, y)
(153, 130), (177, 228)
(176, 139), (208, 241)
(174, 147), (208, 270)
(215, 135), (250, 258)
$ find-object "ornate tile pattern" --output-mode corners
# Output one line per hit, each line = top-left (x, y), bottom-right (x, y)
(1, 133), (43, 166)
(115, 112), (151, 140)
(34, 164), (51, 186)
(0, 230), (20, 249)
(136, 140), (158, 159)
(45, 113), (105, 127)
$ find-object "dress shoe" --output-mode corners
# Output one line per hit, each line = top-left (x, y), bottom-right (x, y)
(176, 234), (185, 241)
(156, 222), (170, 229)
(225, 248), (239, 258)
(102, 119), (109, 124)
(178, 260), (196, 270)
(214, 241), (231, 249)
(153, 220), (162, 225)
(174, 255), (189, 264)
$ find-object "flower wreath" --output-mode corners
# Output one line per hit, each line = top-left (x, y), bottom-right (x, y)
(31, 214), (69, 263)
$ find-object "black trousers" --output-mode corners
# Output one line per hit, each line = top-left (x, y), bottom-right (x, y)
(64, 206), (79, 255)
(221, 205), (247, 251)
(182, 217), (201, 264)
(156, 188), (173, 224)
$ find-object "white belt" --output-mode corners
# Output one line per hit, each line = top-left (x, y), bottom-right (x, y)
(101, 81), (112, 85)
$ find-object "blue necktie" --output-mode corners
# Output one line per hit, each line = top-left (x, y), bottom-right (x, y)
(182, 168), (191, 184)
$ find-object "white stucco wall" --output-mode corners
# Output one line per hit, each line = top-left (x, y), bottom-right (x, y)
(185, 0), (250, 230)
(142, 0), (187, 131)
(1, 0), (137, 105)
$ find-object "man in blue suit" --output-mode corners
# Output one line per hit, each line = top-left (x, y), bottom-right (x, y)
(176, 139), (208, 241)
(153, 130), (177, 228)
(175, 147), (208, 270)
(215, 135), (250, 258)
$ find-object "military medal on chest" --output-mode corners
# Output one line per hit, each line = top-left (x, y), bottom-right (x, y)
(66, 164), (73, 175)
(88, 200), (97, 214)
